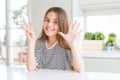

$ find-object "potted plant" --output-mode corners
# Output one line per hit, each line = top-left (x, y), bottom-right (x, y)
(84, 32), (94, 40)
(83, 32), (105, 51)
(12, 5), (27, 27)
(105, 33), (116, 51)
(12, 5), (28, 46)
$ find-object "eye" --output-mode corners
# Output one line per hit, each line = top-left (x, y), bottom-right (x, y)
(44, 19), (49, 22)
(54, 21), (58, 24)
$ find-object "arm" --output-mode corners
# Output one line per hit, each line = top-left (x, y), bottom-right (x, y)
(70, 44), (84, 72)
(27, 40), (37, 71)
(22, 22), (37, 71)
(58, 21), (84, 72)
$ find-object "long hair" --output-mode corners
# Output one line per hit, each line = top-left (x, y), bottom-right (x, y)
(37, 7), (70, 50)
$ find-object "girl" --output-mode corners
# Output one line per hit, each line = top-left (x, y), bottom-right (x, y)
(22, 7), (84, 72)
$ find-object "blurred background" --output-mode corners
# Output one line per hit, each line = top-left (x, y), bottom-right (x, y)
(0, 0), (120, 74)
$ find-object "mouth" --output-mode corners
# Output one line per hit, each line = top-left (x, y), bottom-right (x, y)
(46, 28), (55, 31)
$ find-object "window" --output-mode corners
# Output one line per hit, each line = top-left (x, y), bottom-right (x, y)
(10, 0), (28, 65)
(0, 0), (6, 44)
(0, 0), (6, 62)
(84, 8), (120, 44)
(0, 0), (28, 66)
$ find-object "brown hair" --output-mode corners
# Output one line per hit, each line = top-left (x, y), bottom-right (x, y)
(37, 7), (70, 50)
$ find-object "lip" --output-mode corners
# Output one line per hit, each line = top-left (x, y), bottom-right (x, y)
(46, 28), (55, 31)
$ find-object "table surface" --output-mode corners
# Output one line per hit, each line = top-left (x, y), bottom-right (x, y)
(0, 66), (120, 80)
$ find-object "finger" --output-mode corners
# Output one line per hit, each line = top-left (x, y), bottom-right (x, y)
(70, 20), (73, 29)
(21, 22), (28, 31)
(27, 29), (34, 34)
(25, 28), (34, 37)
(26, 30), (32, 40)
(58, 32), (65, 38)
(68, 20), (72, 31)
(29, 22), (33, 31)
(73, 20), (77, 29)
(26, 33), (31, 40)
(75, 22), (80, 31)
(78, 29), (83, 34)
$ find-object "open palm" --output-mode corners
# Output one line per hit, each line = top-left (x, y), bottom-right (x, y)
(58, 21), (83, 46)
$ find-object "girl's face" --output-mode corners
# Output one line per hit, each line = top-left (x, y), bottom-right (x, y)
(43, 11), (59, 38)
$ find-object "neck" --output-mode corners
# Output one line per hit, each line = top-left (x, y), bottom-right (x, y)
(47, 37), (57, 48)
(47, 36), (57, 43)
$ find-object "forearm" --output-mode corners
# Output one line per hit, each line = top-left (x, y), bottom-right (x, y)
(71, 45), (84, 72)
(26, 42), (37, 71)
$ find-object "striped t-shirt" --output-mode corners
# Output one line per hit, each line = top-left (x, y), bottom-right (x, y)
(35, 40), (72, 70)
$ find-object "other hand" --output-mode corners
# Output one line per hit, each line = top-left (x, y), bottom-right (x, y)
(58, 20), (83, 46)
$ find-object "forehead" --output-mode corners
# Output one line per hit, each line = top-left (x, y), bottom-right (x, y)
(45, 11), (58, 20)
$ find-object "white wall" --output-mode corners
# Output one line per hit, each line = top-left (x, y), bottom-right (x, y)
(29, 0), (72, 37)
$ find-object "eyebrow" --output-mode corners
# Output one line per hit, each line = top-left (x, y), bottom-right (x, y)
(45, 16), (58, 20)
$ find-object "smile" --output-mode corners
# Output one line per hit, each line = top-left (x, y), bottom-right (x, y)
(46, 28), (55, 31)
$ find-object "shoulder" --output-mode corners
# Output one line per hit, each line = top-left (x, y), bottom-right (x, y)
(36, 39), (45, 44)
(36, 40), (45, 45)
(35, 39), (45, 49)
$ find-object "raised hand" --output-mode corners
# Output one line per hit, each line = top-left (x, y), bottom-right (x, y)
(58, 20), (83, 47)
(21, 22), (36, 43)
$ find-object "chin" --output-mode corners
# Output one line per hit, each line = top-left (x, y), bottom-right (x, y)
(46, 32), (57, 37)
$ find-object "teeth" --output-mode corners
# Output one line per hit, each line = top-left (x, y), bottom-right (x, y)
(47, 28), (54, 31)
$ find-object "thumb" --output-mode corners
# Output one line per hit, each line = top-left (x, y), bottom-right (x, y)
(58, 32), (65, 38)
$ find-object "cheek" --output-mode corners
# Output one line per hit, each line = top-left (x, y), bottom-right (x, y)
(43, 23), (46, 27)
(56, 26), (59, 32)
(43, 22), (47, 29)
(43, 25), (47, 33)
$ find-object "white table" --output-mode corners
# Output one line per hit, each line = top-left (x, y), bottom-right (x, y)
(0, 66), (120, 80)
(27, 69), (88, 80)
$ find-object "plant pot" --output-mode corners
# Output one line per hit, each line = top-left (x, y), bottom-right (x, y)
(83, 40), (104, 51)
(105, 46), (115, 51)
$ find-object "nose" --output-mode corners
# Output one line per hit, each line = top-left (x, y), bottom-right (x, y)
(48, 21), (53, 26)
(48, 21), (54, 27)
